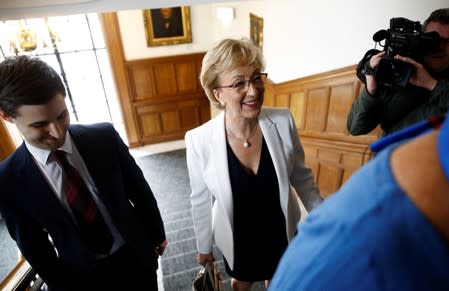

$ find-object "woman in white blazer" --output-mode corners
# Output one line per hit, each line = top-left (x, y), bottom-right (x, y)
(185, 38), (322, 291)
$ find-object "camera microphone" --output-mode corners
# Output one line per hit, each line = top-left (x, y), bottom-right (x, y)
(373, 29), (389, 42)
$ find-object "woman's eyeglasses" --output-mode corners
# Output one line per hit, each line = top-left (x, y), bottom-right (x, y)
(215, 73), (268, 93)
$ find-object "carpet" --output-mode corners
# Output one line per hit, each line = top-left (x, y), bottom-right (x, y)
(135, 149), (266, 291)
(0, 219), (21, 283)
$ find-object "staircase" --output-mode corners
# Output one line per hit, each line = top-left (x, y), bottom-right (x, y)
(160, 208), (232, 291)
(136, 149), (266, 291)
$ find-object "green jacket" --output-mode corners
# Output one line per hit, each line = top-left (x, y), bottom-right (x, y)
(347, 76), (449, 136)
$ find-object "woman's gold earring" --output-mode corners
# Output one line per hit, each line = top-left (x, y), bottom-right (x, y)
(220, 101), (225, 106)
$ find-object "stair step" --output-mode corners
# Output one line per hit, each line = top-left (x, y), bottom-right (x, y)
(164, 216), (193, 232)
(164, 237), (196, 257)
(161, 250), (197, 274)
(161, 208), (192, 222)
(166, 226), (195, 242)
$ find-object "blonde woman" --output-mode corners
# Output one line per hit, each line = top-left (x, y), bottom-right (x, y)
(185, 38), (322, 290)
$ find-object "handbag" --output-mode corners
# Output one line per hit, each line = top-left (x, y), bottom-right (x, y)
(192, 262), (222, 291)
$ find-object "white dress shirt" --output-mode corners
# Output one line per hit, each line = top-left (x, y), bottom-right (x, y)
(26, 134), (125, 255)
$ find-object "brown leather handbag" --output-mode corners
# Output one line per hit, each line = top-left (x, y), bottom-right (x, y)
(192, 262), (222, 291)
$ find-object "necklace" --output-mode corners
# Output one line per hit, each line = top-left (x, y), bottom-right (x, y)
(226, 123), (259, 148)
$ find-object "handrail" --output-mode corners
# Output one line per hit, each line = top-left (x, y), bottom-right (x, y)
(0, 259), (41, 291)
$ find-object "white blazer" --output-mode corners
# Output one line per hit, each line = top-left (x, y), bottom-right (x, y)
(185, 107), (321, 269)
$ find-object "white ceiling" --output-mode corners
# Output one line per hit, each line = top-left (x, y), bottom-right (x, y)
(0, 0), (93, 9)
(0, 0), (243, 20)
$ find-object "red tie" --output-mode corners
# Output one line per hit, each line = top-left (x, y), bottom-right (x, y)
(53, 150), (113, 254)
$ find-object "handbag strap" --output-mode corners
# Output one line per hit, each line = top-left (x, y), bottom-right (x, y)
(202, 262), (219, 291)
(208, 262), (222, 290)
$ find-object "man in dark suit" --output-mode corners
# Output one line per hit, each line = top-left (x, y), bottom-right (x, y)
(0, 55), (167, 291)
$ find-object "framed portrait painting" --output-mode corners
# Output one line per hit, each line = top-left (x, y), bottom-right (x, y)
(250, 13), (264, 51)
(143, 6), (192, 47)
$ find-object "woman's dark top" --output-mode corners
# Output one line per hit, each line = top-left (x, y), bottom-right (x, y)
(224, 138), (288, 281)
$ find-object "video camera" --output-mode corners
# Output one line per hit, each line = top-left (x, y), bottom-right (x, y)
(357, 17), (440, 87)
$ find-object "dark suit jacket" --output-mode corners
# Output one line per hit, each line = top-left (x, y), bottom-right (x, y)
(0, 123), (166, 291)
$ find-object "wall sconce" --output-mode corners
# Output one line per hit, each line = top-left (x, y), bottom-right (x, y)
(216, 7), (235, 23)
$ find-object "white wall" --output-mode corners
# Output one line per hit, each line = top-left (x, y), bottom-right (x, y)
(259, 0), (448, 82)
(118, 0), (448, 82)
(118, 4), (215, 60)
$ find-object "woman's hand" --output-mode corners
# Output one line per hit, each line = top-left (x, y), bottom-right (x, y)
(197, 252), (215, 266)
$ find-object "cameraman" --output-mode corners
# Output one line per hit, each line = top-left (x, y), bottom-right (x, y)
(347, 8), (449, 136)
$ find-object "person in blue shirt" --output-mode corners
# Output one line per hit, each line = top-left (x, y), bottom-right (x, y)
(269, 113), (449, 290)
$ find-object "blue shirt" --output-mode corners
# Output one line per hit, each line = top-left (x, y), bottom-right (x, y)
(269, 136), (449, 290)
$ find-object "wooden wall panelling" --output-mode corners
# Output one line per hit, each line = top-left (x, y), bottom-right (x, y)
(289, 91), (306, 129)
(263, 80), (276, 107)
(301, 136), (372, 197)
(153, 63), (177, 96)
(316, 149), (344, 197)
(274, 66), (380, 144)
(304, 86), (330, 132)
(126, 53), (210, 145)
(130, 67), (155, 100)
(269, 65), (381, 197)
(275, 93), (290, 108)
(326, 83), (355, 134)
(176, 61), (199, 92)
(199, 101), (211, 124)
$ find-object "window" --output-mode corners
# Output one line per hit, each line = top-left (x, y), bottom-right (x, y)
(0, 14), (125, 140)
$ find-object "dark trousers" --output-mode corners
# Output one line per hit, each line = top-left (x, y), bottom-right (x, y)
(95, 245), (158, 291)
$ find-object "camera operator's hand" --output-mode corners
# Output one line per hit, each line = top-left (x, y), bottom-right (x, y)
(394, 54), (438, 91)
(366, 51), (386, 95)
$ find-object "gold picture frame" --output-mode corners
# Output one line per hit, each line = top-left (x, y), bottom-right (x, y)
(143, 6), (192, 47)
(250, 13), (264, 51)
